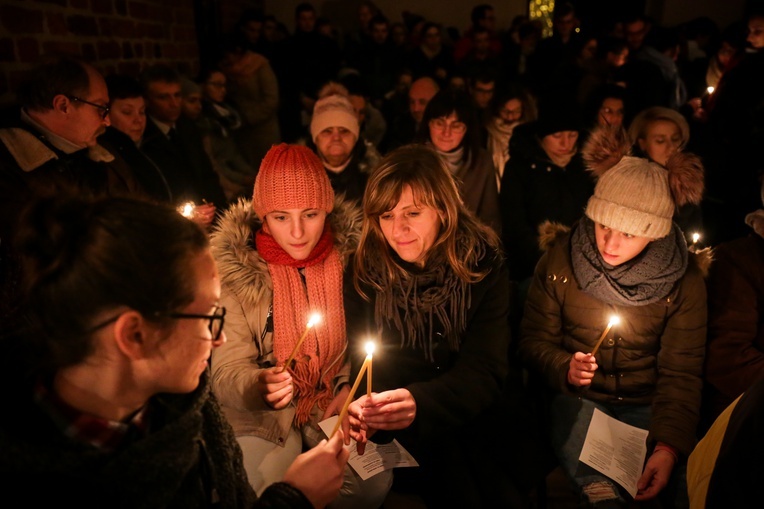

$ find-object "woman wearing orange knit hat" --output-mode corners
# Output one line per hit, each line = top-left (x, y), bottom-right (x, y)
(209, 143), (391, 508)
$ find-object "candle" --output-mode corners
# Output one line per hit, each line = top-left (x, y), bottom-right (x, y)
(282, 313), (321, 371)
(178, 201), (196, 218)
(706, 86), (715, 95)
(331, 358), (369, 436)
(692, 232), (701, 245)
(365, 341), (375, 397)
(590, 315), (620, 357)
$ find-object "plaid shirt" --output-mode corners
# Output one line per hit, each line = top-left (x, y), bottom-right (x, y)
(34, 379), (149, 452)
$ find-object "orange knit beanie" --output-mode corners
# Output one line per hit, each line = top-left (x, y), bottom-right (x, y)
(253, 143), (334, 219)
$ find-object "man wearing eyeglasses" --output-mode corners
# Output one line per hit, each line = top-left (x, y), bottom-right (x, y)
(0, 55), (144, 323)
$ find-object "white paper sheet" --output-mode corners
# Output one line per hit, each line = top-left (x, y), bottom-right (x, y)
(579, 408), (649, 498)
(318, 416), (419, 480)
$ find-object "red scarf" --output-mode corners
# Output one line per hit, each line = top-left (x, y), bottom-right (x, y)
(255, 224), (346, 425)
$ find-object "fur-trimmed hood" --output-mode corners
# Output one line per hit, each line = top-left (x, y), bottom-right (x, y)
(536, 219), (713, 277)
(210, 194), (363, 304)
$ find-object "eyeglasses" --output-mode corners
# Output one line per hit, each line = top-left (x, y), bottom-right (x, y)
(162, 306), (226, 341)
(67, 95), (110, 120)
(429, 117), (467, 134)
(87, 306), (226, 341)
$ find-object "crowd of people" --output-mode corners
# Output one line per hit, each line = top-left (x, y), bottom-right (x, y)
(1, 1), (763, 508)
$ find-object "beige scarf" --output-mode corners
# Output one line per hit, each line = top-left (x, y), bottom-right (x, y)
(485, 118), (519, 190)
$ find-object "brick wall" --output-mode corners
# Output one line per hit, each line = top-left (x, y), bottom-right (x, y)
(0, 0), (260, 108)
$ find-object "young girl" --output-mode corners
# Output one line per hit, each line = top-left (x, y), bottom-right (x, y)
(209, 144), (391, 508)
(519, 130), (708, 507)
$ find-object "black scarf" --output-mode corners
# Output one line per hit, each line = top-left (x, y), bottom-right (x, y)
(366, 234), (486, 361)
(570, 216), (688, 306)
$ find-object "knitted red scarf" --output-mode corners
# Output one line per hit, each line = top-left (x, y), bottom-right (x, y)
(255, 224), (346, 426)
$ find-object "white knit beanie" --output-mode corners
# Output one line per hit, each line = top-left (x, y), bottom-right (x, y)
(585, 156), (674, 239)
(310, 94), (360, 143)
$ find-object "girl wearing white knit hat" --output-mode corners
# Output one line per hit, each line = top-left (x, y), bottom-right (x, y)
(519, 125), (709, 508)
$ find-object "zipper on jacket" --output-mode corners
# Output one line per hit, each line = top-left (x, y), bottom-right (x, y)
(259, 304), (273, 344)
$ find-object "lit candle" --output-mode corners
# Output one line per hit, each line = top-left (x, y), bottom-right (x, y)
(178, 201), (196, 218)
(365, 341), (375, 397)
(331, 356), (369, 436)
(692, 232), (701, 245)
(282, 313), (321, 371)
(706, 86), (715, 95)
(590, 315), (620, 357)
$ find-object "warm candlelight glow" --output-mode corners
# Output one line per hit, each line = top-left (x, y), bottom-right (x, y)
(307, 313), (321, 328)
(282, 312), (323, 371)
(706, 86), (715, 95)
(365, 341), (375, 397)
(692, 232), (700, 244)
(332, 359), (369, 436)
(591, 315), (621, 357)
(178, 202), (196, 218)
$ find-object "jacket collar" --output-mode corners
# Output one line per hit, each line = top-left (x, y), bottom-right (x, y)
(0, 126), (114, 173)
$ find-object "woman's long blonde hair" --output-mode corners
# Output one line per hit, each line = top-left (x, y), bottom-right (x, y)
(354, 144), (501, 298)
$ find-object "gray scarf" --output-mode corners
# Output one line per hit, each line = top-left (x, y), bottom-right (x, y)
(570, 217), (688, 306)
(433, 144), (466, 176)
(366, 232), (484, 361)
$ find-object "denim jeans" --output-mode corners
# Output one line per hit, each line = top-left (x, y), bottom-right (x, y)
(549, 393), (651, 493)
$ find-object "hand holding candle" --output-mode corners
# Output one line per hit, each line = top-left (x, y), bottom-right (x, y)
(689, 232), (701, 252)
(178, 201), (196, 218)
(282, 313), (321, 372)
(590, 315), (620, 357)
(332, 341), (375, 436)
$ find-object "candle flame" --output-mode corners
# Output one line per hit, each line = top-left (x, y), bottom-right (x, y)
(692, 232), (700, 244)
(307, 313), (321, 328)
(365, 341), (375, 356)
(609, 315), (620, 327)
(706, 86), (715, 94)
(179, 202), (195, 218)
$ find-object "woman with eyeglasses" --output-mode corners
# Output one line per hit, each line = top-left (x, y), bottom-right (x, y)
(209, 144), (392, 508)
(416, 88), (501, 233)
(1, 192), (349, 507)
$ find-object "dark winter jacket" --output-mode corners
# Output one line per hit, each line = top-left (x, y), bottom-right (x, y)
(98, 126), (173, 203)
(518, 222), (709, 456)
(0, 120), (143, 322)
(703, 233), (764, 427)
(500, 122), (595, 281)
(345, 245), (510, 448)
(140, 117), (227, 207)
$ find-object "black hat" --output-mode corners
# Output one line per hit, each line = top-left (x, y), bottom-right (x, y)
(535, 95), (583, 138)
